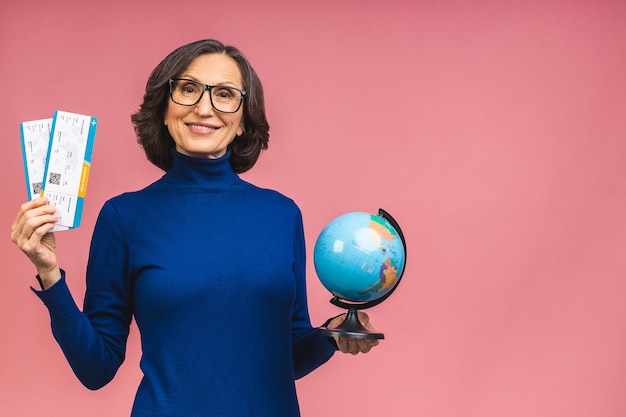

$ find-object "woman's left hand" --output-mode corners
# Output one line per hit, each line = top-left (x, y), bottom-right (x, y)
(327, 311), (380, 355)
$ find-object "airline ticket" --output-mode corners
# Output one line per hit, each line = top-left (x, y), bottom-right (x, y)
(20, 110), (98, 230)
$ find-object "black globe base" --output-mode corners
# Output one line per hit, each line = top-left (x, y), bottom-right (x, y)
(318, 306), (384, 340)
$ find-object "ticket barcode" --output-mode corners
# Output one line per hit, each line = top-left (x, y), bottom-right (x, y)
(48, 172), (62, 185)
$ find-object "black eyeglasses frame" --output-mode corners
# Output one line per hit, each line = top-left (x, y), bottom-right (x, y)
(168, 78), (246, 113)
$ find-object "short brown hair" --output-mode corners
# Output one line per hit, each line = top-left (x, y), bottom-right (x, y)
(131, 39), (269, 173)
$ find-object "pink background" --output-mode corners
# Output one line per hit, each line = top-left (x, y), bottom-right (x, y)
(2, 0), (626, 416)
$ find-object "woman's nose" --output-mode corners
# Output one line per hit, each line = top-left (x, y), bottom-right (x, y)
(194, 91), (215, 116)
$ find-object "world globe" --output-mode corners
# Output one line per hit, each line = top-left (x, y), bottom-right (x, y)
(314, 209), (406, 339)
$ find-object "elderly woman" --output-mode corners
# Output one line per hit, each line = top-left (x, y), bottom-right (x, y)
(11, 39), (378, 416)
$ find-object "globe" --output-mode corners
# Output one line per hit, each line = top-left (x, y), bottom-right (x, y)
(314, 211), (405, 302)
(314, 209), (406, 339)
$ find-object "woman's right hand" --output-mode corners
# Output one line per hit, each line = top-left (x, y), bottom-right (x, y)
(10, 197), (61, 289)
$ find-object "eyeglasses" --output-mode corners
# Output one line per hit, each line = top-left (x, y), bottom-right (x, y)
(168, 78), (246, 113)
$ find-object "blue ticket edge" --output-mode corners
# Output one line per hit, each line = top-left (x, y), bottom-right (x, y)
(19, 122), (41, 200)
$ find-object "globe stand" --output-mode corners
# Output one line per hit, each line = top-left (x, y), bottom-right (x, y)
(318, 303), (385, 340)
(317, 208), (406, 341)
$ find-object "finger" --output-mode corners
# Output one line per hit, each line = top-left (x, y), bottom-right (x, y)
(14, 200), (56, 230)
(363, 320), (377, 332)
(346, 338), (360, 355)
(20, 223), (55, 256)
(327, 313), (347, 329)
(341, 337), (365, 355)
(355, 312), (374, 331)
(342, 334), (381, 354)
(356, 337), (380, 353)
(356, 311), (373, 327)
(12, 198), (49, 225)
(12, 208), (58, 251)
(337, 337), (357, 355)
(336, 337), (348, 353)
(13, 213), (55, 245)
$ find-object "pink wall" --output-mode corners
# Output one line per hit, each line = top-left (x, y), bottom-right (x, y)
(2, 0), (626, 415)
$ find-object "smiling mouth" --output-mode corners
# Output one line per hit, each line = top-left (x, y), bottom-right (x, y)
(187, 123), (219, 133)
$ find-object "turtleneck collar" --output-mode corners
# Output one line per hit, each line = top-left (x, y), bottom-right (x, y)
(161, 147), (241, 189)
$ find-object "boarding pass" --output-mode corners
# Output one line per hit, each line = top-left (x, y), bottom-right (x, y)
(20, 110), (98, 230)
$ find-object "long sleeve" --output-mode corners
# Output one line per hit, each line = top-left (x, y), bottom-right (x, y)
(32, 201), (132, 389)
(290, 209), (336, 379)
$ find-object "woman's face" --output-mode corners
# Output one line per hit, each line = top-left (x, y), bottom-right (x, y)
(164, 53), (244, 159)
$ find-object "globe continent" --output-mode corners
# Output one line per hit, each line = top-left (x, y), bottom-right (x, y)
(313, 211), (405, 302)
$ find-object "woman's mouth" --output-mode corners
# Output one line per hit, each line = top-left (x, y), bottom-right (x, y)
(187, 123), (219, 134)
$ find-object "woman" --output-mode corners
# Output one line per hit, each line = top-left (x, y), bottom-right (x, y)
(11, 39), (378, 416)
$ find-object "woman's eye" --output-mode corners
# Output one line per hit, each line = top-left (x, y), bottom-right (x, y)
(214, 89), (235, 99)
(182, 84), (200, 94)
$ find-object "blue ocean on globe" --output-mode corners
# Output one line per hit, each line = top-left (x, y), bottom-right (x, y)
(313, 211), (405, 302)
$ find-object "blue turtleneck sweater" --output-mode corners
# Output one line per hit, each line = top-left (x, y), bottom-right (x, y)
(33, 149), (336, 416)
